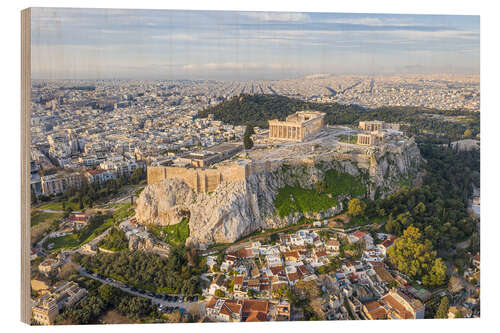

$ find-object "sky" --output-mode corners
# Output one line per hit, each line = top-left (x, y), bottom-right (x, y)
(31, 8), (480, 80)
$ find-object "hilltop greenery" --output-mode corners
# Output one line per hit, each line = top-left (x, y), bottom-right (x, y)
(197, 94), (479, 142)
(274, 185), (338, 218)
(274, 170), (365, 218)
(148, 217), (190, 247)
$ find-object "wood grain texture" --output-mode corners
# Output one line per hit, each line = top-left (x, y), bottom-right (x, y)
(21, 7), (31, 325)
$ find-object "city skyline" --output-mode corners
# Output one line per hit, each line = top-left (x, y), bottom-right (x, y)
(31, 8), (479, 80)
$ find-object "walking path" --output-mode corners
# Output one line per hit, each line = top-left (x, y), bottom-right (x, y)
(78, 270), (205, 316)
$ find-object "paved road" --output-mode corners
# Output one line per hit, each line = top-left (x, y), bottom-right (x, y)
(78, 270), (206, 316)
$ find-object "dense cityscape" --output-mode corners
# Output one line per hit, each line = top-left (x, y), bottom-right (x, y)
(30, 73), (479, 184)
(29, 72), (480, 325)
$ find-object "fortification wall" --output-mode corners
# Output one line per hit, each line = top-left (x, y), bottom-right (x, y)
(147, 167), (168, 185)
(147, 164), (248, 193)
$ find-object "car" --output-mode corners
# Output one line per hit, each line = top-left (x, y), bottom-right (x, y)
(193, 296), (198, 302)
(186, 296), (192, 302)
(179, 296), (183, 303)
(162, 295), (167, 301)
(130, 286), (137, 292)
(172, 296), (178, 302)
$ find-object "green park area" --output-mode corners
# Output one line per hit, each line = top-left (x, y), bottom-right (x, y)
(99, 228), (129, 252)
(149, 218), (190, 246)
(31, 210), (63, 227)
(44, 213), (114, 251)
(44, 203), (134, 251)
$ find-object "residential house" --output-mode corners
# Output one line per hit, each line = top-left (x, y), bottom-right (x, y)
(326, 239), (340, 252)
(380, 288), (425, 319)
(363, 300), (387, 320)
(377, 235), (397, 257)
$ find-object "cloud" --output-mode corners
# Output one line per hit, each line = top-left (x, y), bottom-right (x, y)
(322, 17), (385, 26)
(240, 12), (310, 22)
(152, 34), (199, 41)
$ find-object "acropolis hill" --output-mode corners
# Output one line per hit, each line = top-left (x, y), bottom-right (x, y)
(137, 117), (423, 247)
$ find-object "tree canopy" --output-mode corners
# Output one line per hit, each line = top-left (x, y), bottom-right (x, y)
(197, 94), (479, 142)
(243, 125), (254, 150)
(435, 296), (450, 319)
(387, 226), (447, 286)
(75, 245), (206, 295)
(347, 198), (366, 217)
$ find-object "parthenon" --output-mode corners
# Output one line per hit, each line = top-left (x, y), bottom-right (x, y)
(268, 111), (326, 142)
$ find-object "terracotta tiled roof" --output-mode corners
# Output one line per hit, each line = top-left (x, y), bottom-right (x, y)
(270, 266), (285, 276)
(287, 272), (301, 282)
(381, 294), (413, 319)
(242, 299), (269, 313)
(315, 250), (328, 258)
(237, 248), (254, 258)
(352, 230), (367, 239)
(234, 276), (244, 286)
(245, 311), (267, 322)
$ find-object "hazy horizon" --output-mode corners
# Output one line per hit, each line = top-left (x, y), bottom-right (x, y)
(31, 8), (480, 80)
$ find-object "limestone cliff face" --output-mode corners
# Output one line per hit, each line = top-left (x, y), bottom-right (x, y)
(135, 141), (422, 247)
(368, 139), (423, 198)
(135, 179), (195, 226)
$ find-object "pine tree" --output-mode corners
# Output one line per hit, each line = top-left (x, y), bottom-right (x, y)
(435, 296), (449, 319)
(243, 125), (254, 150)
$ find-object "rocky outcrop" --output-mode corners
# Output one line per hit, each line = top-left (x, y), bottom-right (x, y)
(135, 179), (195, 226)
(136, 141), (422, 247)
(128, 233), (171, 257)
